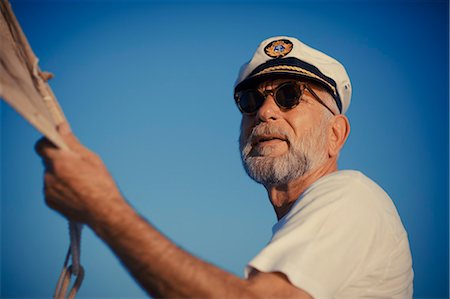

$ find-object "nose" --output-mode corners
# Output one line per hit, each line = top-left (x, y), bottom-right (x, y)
(255, 94), (280, 123)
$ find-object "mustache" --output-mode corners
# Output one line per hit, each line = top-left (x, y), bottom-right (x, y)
(246, 123), (292, 146)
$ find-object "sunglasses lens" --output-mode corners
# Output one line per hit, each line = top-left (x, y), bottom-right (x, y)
(237, 90), (265, 114)
(275, 84), (301, 109)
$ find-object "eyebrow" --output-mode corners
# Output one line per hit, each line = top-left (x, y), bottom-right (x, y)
(257, 80), (290, 90)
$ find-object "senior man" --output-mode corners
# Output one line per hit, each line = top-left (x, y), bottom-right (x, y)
(36, 36), (413, 298)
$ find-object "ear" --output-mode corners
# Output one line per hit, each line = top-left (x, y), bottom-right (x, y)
(328, 115), (350, 157)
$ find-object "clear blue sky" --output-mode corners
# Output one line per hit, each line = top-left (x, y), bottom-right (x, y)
(1, 0), (448, 298)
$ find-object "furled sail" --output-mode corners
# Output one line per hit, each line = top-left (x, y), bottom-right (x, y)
(0, 0), (67, 148)
(0, 1), (83, 298)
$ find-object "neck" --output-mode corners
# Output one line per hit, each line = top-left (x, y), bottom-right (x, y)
(265, 159), (338, 220)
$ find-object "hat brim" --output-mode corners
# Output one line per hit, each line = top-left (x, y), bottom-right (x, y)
(234, 57), (343, 113)
(234, 71), (331, 93)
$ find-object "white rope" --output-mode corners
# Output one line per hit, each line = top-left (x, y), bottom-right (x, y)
(69, 222), (83, 276)
(53, 222), (84, 299)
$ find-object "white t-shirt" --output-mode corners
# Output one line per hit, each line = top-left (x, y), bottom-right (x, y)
(245, 170), (413, 299)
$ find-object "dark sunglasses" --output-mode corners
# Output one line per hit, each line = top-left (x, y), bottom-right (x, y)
(234, 81), (336, 116)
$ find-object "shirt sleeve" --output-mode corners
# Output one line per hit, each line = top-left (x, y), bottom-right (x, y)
(245, 181), (384, 298)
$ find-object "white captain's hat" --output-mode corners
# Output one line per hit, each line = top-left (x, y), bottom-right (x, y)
(234, 36), (352, 114)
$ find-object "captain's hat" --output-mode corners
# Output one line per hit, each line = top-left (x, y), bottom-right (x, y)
(234, 36), (352, 114)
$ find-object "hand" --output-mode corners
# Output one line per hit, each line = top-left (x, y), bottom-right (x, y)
(35, 123), (124, 224)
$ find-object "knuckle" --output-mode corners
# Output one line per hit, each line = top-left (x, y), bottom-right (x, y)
(84, 151), (102, 166)
(90, 150), (99, 159)
(91, 152), (102, 163)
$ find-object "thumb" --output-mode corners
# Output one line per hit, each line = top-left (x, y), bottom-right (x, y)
(56, 122), (84, 153)
(57, 122), (72, 136)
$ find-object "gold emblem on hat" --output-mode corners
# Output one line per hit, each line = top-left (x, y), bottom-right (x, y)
(264, 39), (293, 58)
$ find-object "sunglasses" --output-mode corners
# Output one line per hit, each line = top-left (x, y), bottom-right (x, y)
(234, 81), (336, 115)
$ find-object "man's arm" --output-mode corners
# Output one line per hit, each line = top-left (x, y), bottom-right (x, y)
(89, 199), (310, 298)
(35, 123), (312, 298)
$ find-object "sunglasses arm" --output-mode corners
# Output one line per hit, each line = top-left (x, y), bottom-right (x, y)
(304, 85), (337, 116)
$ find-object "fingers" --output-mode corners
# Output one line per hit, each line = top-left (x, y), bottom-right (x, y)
(43, 172), (58, 208)
(35, 135), (80, 170)
(57, 122), (88, 155)
(35, 138), (63, 173)
(43, 171), (78, 214)
(35, 137), (58, 159)
(36, 122), (85, 157)
(36, 123), (103, 174)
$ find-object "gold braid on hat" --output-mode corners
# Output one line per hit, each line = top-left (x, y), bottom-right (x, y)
(251, 65), (337, 96)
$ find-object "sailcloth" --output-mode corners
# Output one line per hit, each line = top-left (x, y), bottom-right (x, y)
(1, 1), (84, 298)
(0, 0), (67, 148)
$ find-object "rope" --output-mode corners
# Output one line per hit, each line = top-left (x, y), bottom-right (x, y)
(53, 222), (84, 299)
(69, 222), (83, 276)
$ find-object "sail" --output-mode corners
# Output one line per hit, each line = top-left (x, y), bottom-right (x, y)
(0, 0), (67, 149)
(0, 2), (84, 298)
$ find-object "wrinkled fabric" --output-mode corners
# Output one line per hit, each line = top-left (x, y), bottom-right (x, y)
(0, 0), (67, 149)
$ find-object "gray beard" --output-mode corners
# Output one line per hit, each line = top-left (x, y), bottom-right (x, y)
(239, 123), (327, 186)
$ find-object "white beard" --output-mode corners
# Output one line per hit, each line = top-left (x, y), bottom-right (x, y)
(239, 120), (328, 186)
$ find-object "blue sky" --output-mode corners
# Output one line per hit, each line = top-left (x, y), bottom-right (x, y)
(1, 1), (448, 298)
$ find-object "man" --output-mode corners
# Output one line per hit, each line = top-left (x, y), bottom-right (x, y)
(36, 36), (413, 298)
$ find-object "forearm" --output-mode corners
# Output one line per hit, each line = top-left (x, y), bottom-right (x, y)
(36, 127), (309, 299)
(87, 197), (256, 298)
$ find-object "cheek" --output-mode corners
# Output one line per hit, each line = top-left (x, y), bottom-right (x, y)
(240, 117), (254, 142)
(285, 113), (312, 141)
